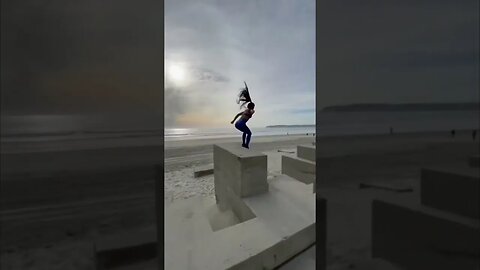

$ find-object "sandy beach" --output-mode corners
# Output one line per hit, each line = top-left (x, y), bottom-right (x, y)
(1, 130), (478, 269)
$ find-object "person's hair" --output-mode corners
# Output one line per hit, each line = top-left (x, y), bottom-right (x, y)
(247, 102), (255, 109)
(237, 81), (252, 109)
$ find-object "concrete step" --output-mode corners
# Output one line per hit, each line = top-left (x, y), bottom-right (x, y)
(94, 226), (156, 269)
(282, 155), (315, 185)
(372, 198), (480, 270)
(421, 167), (479, 219)
(297, 145), (315, 162)
(194, 165), (214, 178)
(277, 244), (315, 270)
(328, 258), (404, 270)
(164, 175), (316, 270)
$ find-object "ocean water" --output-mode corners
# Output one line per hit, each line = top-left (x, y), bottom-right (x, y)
(1, 111), (478, 143)
(316, 110), (479, 136)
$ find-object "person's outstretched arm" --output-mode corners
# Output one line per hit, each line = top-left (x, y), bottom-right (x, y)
(231, 112), (242, 124)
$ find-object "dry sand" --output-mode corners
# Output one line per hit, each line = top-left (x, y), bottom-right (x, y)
(1, 130), (478, 269)
(164, 135), (313, 203)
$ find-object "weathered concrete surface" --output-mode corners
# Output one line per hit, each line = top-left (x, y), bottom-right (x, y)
(281, 155), (315, 184)
(277, 245), (315, 270)
(469, 155), (479, 168)
(194, 165), (214, 178)
(206, 203), (242, 232)
(214, 144), (268, 200)
(214, 144), (268, 221)
(421, 167), (479, 219)
(372, 199), (480, 270)
(164, 175), (315, 270)
(359, 182), (413, 193)
(94, 226), (156, 269)
(297, 145), (315, 162)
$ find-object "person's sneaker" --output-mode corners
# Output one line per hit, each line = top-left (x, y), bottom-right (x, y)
(242, 144), (249, 149)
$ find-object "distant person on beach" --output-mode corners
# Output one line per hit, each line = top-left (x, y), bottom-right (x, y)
(451, 129), (456, 138)
(231, 81), (255, 149)
(473, 130), (477, 140)
(390, 127), (394, 135)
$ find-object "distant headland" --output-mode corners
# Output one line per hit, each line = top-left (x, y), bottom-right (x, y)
(266, 124), (315, 128)
(321, 102), (479, 112)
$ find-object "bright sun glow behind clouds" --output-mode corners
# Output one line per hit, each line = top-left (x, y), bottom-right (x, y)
(165, 0), (316, 128)
(166, 61), (189, 87)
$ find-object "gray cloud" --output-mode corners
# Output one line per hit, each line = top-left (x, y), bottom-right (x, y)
(1, 0), (163, 115)
(164, 87), (188, 127)
(194, 67), (229, 83)
(317, 0), (478, 109)
(165, 0), (316, 126)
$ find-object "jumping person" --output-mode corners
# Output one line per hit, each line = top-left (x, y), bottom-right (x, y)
(231, 81), (255, 148)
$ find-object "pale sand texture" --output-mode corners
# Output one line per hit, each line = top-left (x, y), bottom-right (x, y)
(0, 134), (313, 269)
(164, 135), (309, 203)
(1, 130), (478, 269)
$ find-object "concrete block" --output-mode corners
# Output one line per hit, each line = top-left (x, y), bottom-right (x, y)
(372, 199), (480, 270)
(297, 145), (315, 162)
(214, 144), (268, 202)
(194, 166), (214, 178)
(469, 155), (479, 168)
(94, 227), (156, 269)
(231, 175), (315, 270)
(359, 182), (413, 193)
(421, 167), (479, 219)
(282, 155), (315, 185)
(277, 245), (315, 270)
(165, 175), (315, 270)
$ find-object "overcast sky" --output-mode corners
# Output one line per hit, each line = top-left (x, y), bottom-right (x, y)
(165, 0), (315, 128)
(317, 0), (479, 109)
(1, 0), (477, 128)
(165, 0), (478, 128)
(1, 0), (163, 116)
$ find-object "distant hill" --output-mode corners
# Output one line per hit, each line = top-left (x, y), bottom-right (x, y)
(266, 124), (315, 128)
(322, 103), (479, 112)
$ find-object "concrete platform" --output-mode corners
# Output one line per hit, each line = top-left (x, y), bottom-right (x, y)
(469, 155), (479, 168)
(359, 181), (413, 193)
(372, 198), (480, 270)
(281, 155), (315, 185)
(421, 167), (479, 219)
(277, 244), (315, 270)
(94, 227), (157, 269)
(164, 175), (315, 270)
(297, 145), (315, 162)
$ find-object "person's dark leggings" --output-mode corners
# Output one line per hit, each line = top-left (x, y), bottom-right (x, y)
(235, 119), (252, 147)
